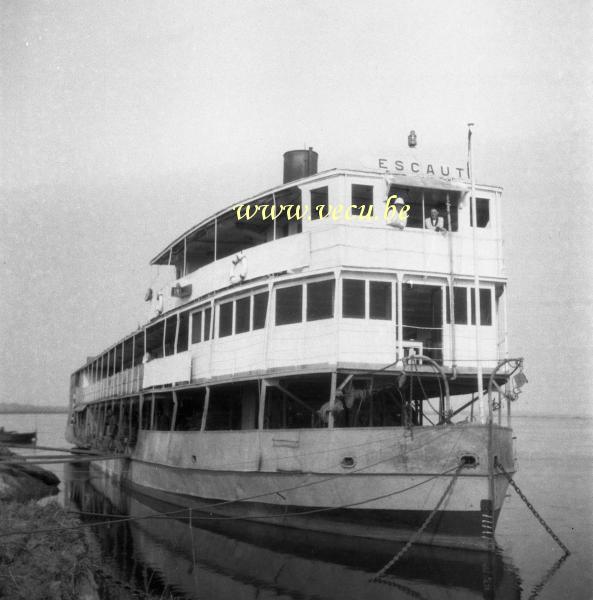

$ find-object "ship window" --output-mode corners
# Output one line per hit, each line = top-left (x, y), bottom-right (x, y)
(276, 285), (303, 325)
(274, 187), (302, 239)
(164, 316), (177, 356)
(307, 279), (335, 321)
(390, 186), (421, 228)
(122, 337), (134, 370)
(177, 311), (190, 352)
(446, 287), (468, 325)
(146, 320), (165, 358)
(253, 291), (268, 330)
(191, 311), (202, 344)
(101, 353), (109, 378)
(174, 389), (206, 431)
(186, 222), (216, 274)
(204, 307), (212, 341)
(342, 279), (365, 318)
(423, 188), (458, 232)
(219, 301), (233, 337)
(133, 332), (144, 366)
(470, 198), (490, 228)
(311, 186), (329, 220)
(351, 184), (374, 217)
(113, 345), (121, 374)
(387, 185), (459, 232)
(370, 281), (392, 320)
(235, 296), (251, 334)
(470, 288), (493, 326)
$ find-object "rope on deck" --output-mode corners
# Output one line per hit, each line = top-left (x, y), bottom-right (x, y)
(495, 459), (570, 555)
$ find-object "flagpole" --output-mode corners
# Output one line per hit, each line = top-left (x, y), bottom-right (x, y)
(468, 123), (485, 423)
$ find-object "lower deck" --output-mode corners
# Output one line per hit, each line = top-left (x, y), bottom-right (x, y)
(68, 362), (519, 457)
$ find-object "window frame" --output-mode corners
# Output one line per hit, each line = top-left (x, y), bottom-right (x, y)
(342, 277), (367, 319)
(350, 183), (374, 217)
(306, 278), (335, 322)
(310, 186), (329, 220)
(275, 283), (304, 326)
(234, 295), (251, 334)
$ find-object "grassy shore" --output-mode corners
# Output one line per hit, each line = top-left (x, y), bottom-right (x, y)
(0, 501), (99, 599)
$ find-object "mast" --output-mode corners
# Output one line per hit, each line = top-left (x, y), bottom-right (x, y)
(468, 123), (485, 422)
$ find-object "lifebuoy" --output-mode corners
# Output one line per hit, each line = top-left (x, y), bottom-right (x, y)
(229, 253), (248, 284)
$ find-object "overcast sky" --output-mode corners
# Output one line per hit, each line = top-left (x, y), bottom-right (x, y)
(1, 0), (592, 416)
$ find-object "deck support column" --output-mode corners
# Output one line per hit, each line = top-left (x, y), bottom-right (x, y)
(397, 274), (404, 363)
(258, 380), (267, 430)
(200, 387), (210, 432)
(328, 372), (337, 428)
(171, 391), (178, 432)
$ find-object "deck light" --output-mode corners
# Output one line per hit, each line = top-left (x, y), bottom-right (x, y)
(408, 130), (417, 148)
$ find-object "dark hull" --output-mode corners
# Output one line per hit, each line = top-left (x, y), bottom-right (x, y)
(0, 431), (37, 445)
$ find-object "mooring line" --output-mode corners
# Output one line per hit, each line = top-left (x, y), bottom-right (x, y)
(0, 465), (460, 538)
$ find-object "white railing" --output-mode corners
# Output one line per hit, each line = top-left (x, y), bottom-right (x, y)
(74, 364), (144, 405)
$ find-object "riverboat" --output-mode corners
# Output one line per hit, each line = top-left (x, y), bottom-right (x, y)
(66, 141), (526, 550)
(0, 428), (37, 445)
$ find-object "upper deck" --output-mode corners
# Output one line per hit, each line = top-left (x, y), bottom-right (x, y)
(70, 154), (509, 411)
(148, 167), (504, 318)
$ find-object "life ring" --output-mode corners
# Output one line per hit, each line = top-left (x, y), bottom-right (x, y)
(144, 288), (153, 302)
(229, 253), (248, 284)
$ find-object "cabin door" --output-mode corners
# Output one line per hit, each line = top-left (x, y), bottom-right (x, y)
(401, 283), (443, 362)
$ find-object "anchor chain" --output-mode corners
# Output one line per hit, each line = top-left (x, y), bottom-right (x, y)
(371, 462), (464, 581)
(495, 459), (570, 555)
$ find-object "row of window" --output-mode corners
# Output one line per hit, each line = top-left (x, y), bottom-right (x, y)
(308, 184), (491, 229)
(81, 280), (494, 383)
(446, 286), (493, 326)
(213, 291), (268, 339)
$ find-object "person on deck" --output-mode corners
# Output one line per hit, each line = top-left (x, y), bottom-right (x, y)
(425, 208), (446, 232)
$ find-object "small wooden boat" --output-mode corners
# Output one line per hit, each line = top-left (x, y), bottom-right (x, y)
(0, 428), (37, 445)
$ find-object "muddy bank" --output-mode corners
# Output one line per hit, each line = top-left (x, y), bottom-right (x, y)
(0, 446), (60, 502)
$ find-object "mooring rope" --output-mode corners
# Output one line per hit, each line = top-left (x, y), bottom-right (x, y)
(0, 464), (462, 538)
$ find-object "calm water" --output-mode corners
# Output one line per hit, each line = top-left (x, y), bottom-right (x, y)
(2, 413), (592, 599)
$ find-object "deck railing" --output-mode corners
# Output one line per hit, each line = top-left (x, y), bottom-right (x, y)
(75, 364), (144, 404)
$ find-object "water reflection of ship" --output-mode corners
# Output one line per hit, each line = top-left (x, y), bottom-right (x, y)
(65, 464), (521, 600)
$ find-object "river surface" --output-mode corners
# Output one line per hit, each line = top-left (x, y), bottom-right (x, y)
(2, 413), (591, 599)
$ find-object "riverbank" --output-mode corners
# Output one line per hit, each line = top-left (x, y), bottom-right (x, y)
(0, 501), (99, 599)
(0, 445), (99, 599)
(0, 446), (60, 501)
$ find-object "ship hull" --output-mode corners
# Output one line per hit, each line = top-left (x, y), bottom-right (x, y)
(88, 423), (514, 550)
